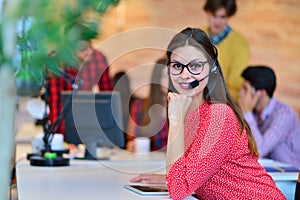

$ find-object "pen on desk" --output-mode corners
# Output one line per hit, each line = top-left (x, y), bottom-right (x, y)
(273, 166), (285, 173)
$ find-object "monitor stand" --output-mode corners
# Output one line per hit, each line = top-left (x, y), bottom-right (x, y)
(29, 149), (70, 167)
(29, 155), (70, 166)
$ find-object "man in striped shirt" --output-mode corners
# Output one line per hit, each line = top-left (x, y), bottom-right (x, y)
(238, 66), (300, 169)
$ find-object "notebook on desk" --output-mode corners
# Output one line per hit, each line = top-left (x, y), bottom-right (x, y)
(124, 184), (169, 196)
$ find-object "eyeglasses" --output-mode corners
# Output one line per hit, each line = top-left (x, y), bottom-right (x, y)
(168, 60), (208, 75)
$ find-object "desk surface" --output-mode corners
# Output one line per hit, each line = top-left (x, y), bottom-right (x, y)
(17, 160), (168, 200)
(16, 151), (298, 200)
(16, 151), (170, 200)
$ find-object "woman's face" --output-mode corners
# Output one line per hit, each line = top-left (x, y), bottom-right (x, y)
(169, 45), (210, 97)
(206, 7), (228, 35)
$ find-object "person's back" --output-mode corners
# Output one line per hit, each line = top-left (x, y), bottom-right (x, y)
(238, 66), (300, 169)
(202, 0), (250, 100)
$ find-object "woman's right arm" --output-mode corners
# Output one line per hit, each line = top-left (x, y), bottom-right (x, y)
(166, 92), (191, 173)
(129, 93), (191, 184)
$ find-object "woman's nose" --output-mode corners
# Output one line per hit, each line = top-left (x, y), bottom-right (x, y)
(181, 67), (191, 79)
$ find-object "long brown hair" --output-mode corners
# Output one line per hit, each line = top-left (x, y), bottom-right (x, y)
(166, 27), (259, 157)
(141, 57), (168, 126)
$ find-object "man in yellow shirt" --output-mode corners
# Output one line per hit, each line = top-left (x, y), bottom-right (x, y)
(202, 0), (250, 100)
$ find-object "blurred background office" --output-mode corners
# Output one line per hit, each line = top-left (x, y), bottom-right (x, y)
(14, 0), (300, 164)
(12, 1), (300, 199)
(92, 0), (300, 116)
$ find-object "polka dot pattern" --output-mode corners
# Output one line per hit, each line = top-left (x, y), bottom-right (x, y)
(166, 103), (286, 200)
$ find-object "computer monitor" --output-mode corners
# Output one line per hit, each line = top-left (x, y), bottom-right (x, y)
(61, 91), (125, 153)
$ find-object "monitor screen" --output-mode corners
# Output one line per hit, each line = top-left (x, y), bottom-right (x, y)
(61, 91), (125, 151)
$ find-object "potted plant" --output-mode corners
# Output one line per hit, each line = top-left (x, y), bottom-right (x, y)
(0, 0), (119, 199)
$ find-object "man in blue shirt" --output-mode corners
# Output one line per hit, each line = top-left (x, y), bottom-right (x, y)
(238, 66), (300, 169)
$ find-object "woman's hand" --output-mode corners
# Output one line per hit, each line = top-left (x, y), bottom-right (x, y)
(166, 92), (190, 172)
(167, 92), (192, 123)
(130, 174), (166, 184)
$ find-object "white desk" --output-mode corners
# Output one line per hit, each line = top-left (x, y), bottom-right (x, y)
(16, 151), (170, 200)
(16, 151), (298, 200)
(17, 160), (168, 200)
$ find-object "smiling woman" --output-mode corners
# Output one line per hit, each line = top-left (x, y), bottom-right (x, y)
(130, 27), (285, 200)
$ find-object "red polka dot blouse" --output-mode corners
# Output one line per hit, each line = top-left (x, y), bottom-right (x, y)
(166, 102), (285, 200)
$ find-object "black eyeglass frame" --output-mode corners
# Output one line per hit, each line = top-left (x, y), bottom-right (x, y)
(168, 59), (208, 75)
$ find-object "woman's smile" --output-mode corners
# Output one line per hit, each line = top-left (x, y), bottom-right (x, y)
(178, 82), (192, 90)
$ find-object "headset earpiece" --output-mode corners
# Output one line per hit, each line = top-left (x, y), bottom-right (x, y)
(210, 64), (217, 73)
(211, 61), (218, 73)
(210, 45), (219, 73)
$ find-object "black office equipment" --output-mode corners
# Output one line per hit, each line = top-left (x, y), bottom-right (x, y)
(29, 70), (82, 167)
(61, 91), (125, 159)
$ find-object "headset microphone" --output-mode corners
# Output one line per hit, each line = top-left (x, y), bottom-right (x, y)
(188, 74), (209, 89)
